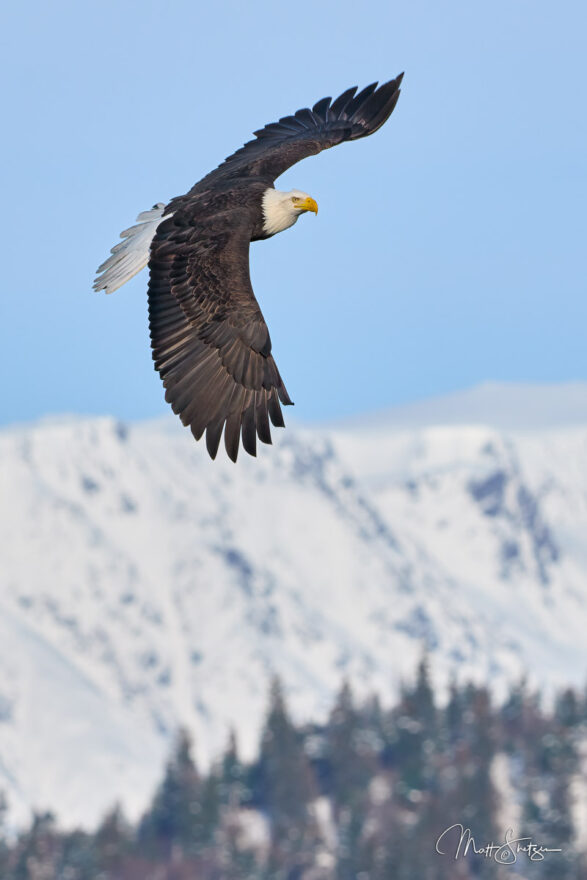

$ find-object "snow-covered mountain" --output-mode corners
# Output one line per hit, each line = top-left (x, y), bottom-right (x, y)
(1, 382), (586, 827)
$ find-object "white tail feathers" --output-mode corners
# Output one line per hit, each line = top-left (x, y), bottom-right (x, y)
(93, 203), (171, 294)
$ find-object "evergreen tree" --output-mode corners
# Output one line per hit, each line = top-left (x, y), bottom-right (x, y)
(524, 723), (578, 880)
(256, 677), (318, 877)
(326, 680), (376, 814)
(555, 687), (581, 729)
(198, 766), (222, 848)
(58, 829), (99, 880)
(0, 793), (10, 879)
(389, 657), (438, 798)
(94, 804), (132, 876)
(322, 681), (381, 878)
(138, 727), (203, 860)
(361, 694), (386, 754)
(221, 729), (247, 808)
(453, 685), (498, 879)
(445, 677), (463, 747)
(13, 812), (59, 880)
(501, 677), (543, 750)
(413, 655), (436, 733)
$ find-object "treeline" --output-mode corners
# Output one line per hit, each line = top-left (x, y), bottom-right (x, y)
(1, 658), (587, 879)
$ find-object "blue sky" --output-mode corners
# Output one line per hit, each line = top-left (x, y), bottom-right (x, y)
(1, 0), (585, 426)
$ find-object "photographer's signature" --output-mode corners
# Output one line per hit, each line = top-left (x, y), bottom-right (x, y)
(436, 824), (562, 864)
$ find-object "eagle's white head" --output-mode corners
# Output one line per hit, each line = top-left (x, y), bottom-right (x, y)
(262, 188), (318, 237)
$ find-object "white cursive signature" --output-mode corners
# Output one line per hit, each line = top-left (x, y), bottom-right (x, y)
(435, 824), (562, 864)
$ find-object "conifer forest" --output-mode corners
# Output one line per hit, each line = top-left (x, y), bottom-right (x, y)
(2, 659), (586, 879)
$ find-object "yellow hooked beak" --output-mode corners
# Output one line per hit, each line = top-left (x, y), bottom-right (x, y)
(298, 196), (318, 215)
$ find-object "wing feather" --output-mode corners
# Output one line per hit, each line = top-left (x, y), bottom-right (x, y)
(311, 96), (332, 119)
(224, 409), (243, 462)
(255, 391), (272, 445)
(241, 398), (257, 457)
(148, 206), (292, 461)
(267, 388), (285, 428)
(329, 86), (358, 117)
(190, 75), (403, 188)
(205, 418), (225, 459)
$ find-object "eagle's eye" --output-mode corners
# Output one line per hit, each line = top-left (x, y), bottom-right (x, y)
(291, 196), (300, 203)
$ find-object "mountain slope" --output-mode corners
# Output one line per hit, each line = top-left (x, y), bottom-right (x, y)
(1, 383), (586, 826)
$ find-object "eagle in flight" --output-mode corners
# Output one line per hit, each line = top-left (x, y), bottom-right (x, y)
(94, 75), (403, 461)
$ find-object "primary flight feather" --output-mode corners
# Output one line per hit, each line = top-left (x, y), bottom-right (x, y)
(94, 75), (404, 462)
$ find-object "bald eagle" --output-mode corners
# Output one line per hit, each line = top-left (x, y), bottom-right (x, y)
(94, 76), (403, 461)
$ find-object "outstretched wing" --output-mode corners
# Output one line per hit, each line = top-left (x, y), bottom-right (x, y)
(194, 75), (404, 190)
(148, 207), (292, 462)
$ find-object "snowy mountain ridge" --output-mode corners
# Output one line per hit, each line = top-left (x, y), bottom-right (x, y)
(1, 382), (586, 827)
(331, 380), (587, 429)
